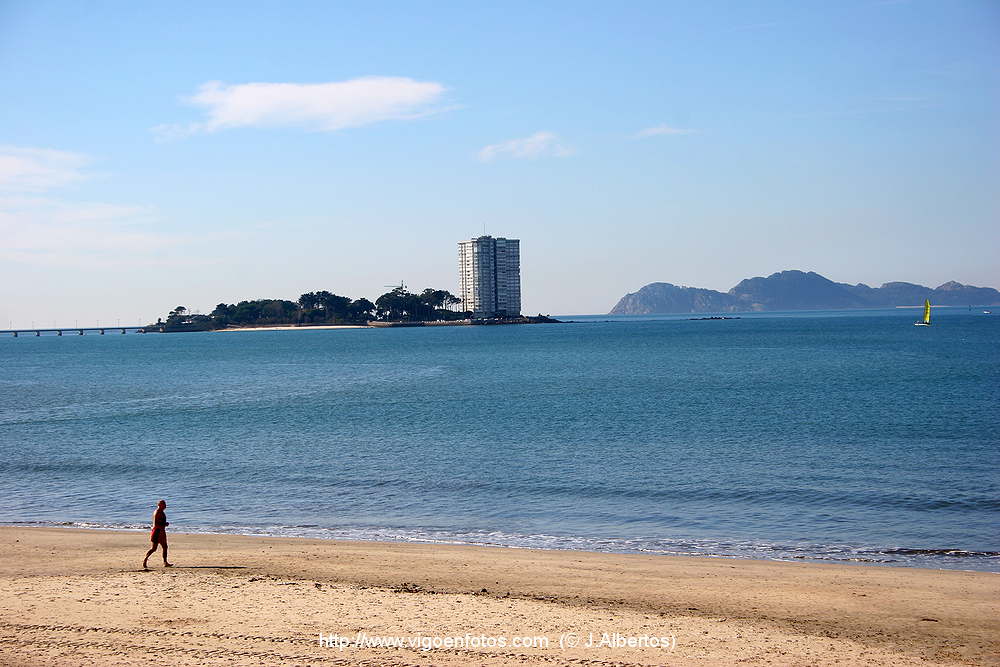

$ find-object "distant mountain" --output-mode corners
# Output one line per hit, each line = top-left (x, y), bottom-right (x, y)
(728, 271), (867, 310)
(608, 283), (736, 315)
(609, 270), (1000, 315)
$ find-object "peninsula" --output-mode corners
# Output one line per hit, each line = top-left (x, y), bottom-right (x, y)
(149, 286), (557, 333)
(610, 270), (1000, 315)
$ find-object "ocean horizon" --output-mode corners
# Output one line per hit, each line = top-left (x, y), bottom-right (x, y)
(2, 308), (998, 572)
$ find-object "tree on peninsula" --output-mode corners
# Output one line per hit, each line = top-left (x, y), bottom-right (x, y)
(154, 287), (465, 331)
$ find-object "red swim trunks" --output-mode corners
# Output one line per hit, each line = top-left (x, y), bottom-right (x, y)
(150, 527), (167, 546)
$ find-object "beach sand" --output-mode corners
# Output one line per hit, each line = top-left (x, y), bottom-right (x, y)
(216, 325), (370, 332)
(1, 528), (996, 666)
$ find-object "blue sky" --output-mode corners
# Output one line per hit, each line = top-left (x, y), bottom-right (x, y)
(1, 0), (997, 325)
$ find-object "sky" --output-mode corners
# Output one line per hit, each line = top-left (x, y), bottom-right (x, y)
(1, 0), (998, 326)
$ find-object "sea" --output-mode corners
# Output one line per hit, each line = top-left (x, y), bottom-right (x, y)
(1, 309), (998, 572)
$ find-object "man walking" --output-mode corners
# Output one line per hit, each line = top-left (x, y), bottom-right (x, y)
(142, 499), (173, 569)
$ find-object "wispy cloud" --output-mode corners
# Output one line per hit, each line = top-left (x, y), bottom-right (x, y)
(478, 132), (574, 162)
(0, 146), (186, 268)
(635, 124), (697, 138)
(0, 196), (181, 266)
(154, 77), (449, 138)
(0, 146), (90, 192)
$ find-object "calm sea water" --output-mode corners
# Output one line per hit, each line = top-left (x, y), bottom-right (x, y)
(1, 309), (998, 571)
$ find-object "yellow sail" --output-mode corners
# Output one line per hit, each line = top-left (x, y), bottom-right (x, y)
(923, 299), (931, 324)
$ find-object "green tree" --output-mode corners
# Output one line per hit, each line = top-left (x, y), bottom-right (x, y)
(210, 303), (233, 327)
(298, 292), (319, 310)
(349, 298), (375, 322)
(324, 294), (352, 320)
(375, 287), (418, 320)
(231, 301), (262, 324)
(312, 291), (351, 321)
(417, 288), (462, 318)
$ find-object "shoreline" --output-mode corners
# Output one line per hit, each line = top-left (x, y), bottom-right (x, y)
(2, 527), (998, 665)
(188, 317), (561, 333)
(215, 324), (371, 332)
(8, 522), (996, 573)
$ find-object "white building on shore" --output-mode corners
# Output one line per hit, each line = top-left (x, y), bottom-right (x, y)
(458, 236), (521, 317)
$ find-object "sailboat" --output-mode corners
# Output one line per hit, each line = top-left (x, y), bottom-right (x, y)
(914, 299), (931, 326)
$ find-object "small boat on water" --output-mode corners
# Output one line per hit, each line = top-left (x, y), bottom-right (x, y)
(914, 299), (932, 326)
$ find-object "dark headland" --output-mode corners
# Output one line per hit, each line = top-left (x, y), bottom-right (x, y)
(146, 286), (562, 333)
(610, 270), (1000, 315)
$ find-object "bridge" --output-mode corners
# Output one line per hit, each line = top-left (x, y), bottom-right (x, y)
(1, 326), (154, 337)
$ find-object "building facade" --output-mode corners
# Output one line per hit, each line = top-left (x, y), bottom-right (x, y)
(458, 236), (521, 317)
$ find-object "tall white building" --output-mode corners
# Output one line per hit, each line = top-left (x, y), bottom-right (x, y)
(458, 236), (521, 317)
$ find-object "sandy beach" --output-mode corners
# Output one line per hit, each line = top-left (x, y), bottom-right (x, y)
(1, 528), (997, 666)
(215, 324), (370, 332)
